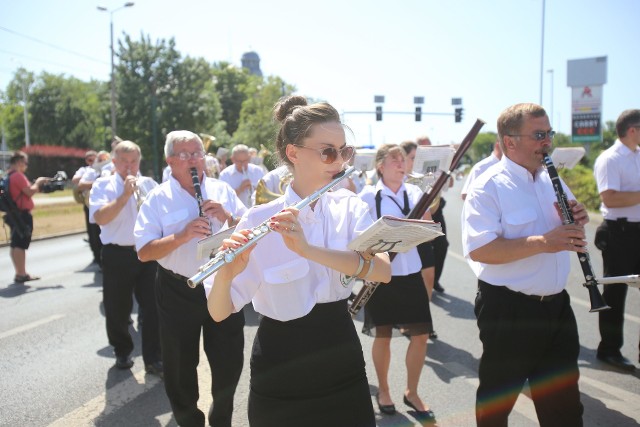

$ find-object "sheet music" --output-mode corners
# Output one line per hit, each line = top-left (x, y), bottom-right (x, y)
(196, 226), (235, 259)
(550, 147), (585, 170)
(353, 152), (376, 172)
(348, 215), (443, 253)
(413, 146), (455, 175)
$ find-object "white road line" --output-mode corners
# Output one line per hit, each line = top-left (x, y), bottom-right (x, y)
(0, 314), (65, 340)
(448, 250), (640, 325)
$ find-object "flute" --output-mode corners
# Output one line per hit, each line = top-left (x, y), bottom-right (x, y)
(190, 167), (205, 218)
(187, 166), (358, 288)
(542, 152), (610, 312)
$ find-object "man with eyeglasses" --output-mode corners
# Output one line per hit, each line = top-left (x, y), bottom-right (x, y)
(462, 103), (586, 426)
(218, 144), (265, 208)
(593, 109), (640, 372)
(135, 130), (247, 427)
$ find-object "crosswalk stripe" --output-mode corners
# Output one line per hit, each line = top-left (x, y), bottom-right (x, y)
(0, 314), (65, 340)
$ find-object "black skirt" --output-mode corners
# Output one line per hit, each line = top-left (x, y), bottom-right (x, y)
(362, 272), (433, 337)
(249, 299), (375, 427)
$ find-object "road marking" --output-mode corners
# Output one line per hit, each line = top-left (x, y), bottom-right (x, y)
(579, 375), (640, 419)
(448, 250), (640, 325)
(47, 366), (163, 427)
(0, 314), (65, 340)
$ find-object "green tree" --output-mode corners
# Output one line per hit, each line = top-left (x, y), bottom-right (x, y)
(233, 76), (294, 170)
(116, 34), (225, 178)
(213, 62), (251, 136)
(467, 132), (498, 164)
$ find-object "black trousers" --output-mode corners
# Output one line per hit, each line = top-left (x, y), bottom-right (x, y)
(431, 198), (449, 287)
(595, 220), (640, 357)
(475, 280), (583, 427)
(84, 205), (102, 265)
(102, 244), (161, 365)
(156, 267), (244, 427)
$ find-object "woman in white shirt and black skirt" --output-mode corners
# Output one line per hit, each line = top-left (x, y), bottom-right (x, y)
(207, 95), (391, 427)
(358, 143), (436, 422)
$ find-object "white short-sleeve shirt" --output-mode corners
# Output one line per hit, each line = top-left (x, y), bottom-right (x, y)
(134, 175), (247, 278)
(89, 174), (158, 246)
(593, 139), (640, 221)
(205, 185), (375, 321)
(218, 163), (265, 208)
(462, 155), (576, 295)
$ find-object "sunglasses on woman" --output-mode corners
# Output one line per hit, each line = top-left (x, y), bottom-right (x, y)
(292, 144), (355, 164)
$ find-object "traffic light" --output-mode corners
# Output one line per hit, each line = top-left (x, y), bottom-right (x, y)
(455, 107), (463, 123)
(376, 106), (383, 121)
(415, 106), (422, 122)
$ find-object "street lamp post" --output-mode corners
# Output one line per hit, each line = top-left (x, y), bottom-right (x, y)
(547, 69), (554, 125)
(97, 2), (134, 143)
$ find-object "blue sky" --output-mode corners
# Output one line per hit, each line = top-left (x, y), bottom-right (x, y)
(1, 0), (639, 147)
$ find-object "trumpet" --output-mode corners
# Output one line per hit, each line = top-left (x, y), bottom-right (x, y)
(187, 166), (358, 288)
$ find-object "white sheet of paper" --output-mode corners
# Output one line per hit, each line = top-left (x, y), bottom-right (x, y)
(413, 146), (455, 175)
(550, 147), (585, 170)
(196, 226), (235, 259)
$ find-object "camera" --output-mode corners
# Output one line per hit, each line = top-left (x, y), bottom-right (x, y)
(40, 171), (68, 194)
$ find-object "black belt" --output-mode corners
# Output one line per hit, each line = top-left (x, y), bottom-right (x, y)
(479, 280), (562, 302)
(159, 265), (189, 282)
(605, 219), (640, 230)
(105, 243), (136, 251)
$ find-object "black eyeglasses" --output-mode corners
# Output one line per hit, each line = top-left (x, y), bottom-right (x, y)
(292, 144), (355, 164)
(508, 130), (556, 141)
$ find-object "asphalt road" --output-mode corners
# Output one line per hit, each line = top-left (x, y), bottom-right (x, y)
(1, 178), (639, 426)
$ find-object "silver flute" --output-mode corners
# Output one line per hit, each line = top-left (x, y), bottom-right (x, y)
(187, 166), (357, 288)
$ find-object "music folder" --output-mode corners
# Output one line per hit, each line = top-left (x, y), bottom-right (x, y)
(196, 226), (236, 259)
(348, 215), (443, 254)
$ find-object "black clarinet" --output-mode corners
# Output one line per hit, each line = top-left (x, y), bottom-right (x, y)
(542, 153), (610, 312)
(190, 167), (205, 217)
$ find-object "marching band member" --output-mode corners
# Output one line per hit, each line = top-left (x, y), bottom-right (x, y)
(89, 141), (162, 374)
(358, 143), (436, 421)
(135, 131), (246, 427)
(462, 103), (585, 426)
(207, 95), (391, 427)
(79, 150), (111, 266)
(218, 144), (265, 208)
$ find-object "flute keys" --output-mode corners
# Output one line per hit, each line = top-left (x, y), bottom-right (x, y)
(224, 252), (236, 263)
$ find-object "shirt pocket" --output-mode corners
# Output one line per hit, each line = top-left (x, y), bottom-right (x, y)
(160, 208), (189, 232)
(263, 258), (310, 285)
(502, 208), (537, 239)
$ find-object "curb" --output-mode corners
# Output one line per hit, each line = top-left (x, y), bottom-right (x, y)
(0, 229), (86, 248)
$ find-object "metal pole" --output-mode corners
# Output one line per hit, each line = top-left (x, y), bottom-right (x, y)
(21, 81), (30, 147)
(109, 16), (116, 141)
(547, 69), (554, 125)
(539, 0), (546, 105)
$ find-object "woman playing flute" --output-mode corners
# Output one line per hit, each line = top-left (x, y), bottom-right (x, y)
(206, 95), (391, 427)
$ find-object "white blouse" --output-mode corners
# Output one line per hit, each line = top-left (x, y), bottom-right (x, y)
(358, 180), (424, 276)
(205, 184), (375, 321)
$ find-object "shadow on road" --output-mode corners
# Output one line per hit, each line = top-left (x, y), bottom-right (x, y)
(425, 339), (479, 384)
(0, 283), (64, 298)
(430, 291), (475, 320)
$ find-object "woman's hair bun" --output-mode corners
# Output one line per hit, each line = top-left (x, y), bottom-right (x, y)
(273, 95), (308, 122)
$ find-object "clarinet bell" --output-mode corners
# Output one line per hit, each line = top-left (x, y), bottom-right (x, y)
(585, 283), (611, 312)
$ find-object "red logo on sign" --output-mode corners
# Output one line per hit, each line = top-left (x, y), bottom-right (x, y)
(581, 86), (592, 98)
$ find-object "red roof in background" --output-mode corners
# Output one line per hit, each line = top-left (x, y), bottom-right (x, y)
(21, 145), (88, 158)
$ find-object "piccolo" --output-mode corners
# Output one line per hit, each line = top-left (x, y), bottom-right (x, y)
(542, 153), (610, 312)
(190, 167), (205, 218)
(187, 166), (358, 288)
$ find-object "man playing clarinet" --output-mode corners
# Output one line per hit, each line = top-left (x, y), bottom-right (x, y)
(135, 130), (246, 427)
(462, 103), (587, 426)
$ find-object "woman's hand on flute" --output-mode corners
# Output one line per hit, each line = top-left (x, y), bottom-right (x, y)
(218, 229), (255, 278)
(268, 207), (309, 257)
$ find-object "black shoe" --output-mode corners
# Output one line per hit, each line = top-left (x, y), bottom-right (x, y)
(429, 330), (438, 340)
(597, 354), (635, 372)
(433, 282), (445, 293)
(376, 393), (396, 415)
(115, 355), (134, 369)
(145, 361), (164, 378)
(403, 395), (436, 420)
